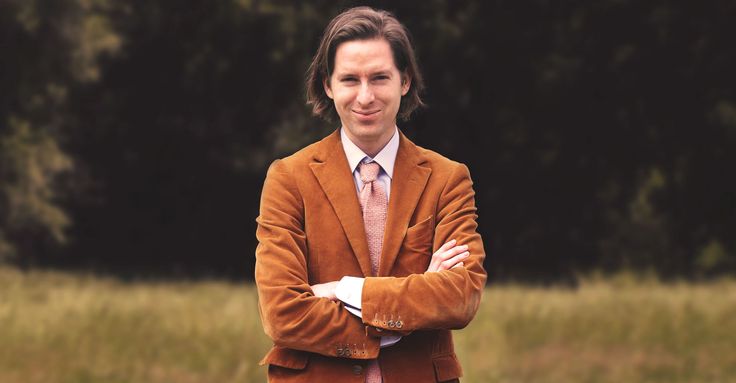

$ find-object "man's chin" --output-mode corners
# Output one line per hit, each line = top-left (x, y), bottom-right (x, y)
(344, 121), (392, 139)
(356, 125), (389, 139)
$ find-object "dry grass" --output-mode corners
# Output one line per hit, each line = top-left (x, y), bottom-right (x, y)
(457, 273), (736, 382)
(0, 267), (270, 383)
(1, 267), (734, 382)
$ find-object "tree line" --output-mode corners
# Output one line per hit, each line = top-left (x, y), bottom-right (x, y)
(1, 0), (734, 281)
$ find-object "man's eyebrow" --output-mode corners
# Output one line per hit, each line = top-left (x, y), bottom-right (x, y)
(334, 68), (394, 77)
(333, 69), (357, 76)
(372, 70), (393, 76)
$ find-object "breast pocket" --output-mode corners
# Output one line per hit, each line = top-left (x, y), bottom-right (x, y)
(394, 215), (434, 276)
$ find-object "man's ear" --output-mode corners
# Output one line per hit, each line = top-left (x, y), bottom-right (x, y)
(323, 78), (334, 99)
(401, 73), (411, 96)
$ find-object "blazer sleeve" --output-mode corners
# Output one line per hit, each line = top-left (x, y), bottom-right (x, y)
(255, 159), (381, 359)
(360, 162), (487, 332)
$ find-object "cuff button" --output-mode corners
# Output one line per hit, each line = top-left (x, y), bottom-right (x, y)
(352, 364), (363, 375)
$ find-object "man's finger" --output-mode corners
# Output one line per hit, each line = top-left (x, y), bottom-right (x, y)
(438, 245), (468, 261)
(436, 239), (457, 253)
(440, 251), (470, 271)
(429, 242), (457, 268)
(427, 242), (467, 273)
(429, 245), (467, 270)
(451, 262), (464, 269)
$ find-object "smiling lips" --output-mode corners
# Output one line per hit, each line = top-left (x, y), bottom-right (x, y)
(353, 109), (380, 119)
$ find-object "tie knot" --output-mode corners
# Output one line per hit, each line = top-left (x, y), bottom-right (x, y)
(359, 161), (380, 183)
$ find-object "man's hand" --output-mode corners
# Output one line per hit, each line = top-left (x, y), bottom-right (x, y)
(311, 281), (339, 300)
(426, 239), (469, 272)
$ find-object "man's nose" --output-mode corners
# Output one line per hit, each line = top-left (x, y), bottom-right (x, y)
(356, 82), (375, 105)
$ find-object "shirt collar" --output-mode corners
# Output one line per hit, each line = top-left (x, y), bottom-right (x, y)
(340, 127), (399, 179)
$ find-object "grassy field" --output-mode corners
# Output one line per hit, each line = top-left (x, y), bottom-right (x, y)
(1, 267), (735, 383)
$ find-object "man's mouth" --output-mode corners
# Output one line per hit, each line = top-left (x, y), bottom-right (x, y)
(353, 109), (380, 116)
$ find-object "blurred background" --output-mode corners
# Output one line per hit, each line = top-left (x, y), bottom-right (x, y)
(1, 0), (735, 282)
(1, 1), (735, 382)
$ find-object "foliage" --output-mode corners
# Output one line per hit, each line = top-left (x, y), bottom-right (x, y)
(0, 0), (734, 279)
(0, 117), (72, 261)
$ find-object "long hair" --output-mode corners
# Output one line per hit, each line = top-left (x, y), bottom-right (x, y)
(305, 6), (425, 122)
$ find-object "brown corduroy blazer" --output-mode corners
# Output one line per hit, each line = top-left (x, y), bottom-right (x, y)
(255, 129), (487, 383)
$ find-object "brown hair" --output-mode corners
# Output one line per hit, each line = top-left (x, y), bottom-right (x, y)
(306, 6), (425, 122)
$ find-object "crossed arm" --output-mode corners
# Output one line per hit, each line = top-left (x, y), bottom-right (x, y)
(255, 160), (486, 358)
(310, 240), (470, 348)
(310, 239), (471, 300)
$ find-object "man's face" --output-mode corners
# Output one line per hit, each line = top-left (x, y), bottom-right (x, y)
(325, 38), (410, 150)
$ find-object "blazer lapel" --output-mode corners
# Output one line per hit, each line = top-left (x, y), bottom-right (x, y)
(379, 132), (432, 276)
(309, 130), (373, 277)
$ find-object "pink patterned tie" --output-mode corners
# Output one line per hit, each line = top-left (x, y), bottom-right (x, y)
(358, 161), (386, 383)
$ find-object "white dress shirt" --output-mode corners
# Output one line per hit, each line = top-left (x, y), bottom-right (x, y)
(335, 127), (401, 348)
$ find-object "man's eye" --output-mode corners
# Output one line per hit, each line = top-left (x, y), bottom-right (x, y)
(341, 77), (358, 83)
(374, 75), (389, 81)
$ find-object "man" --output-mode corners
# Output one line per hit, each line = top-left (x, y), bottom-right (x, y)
(255, 6), (486, 383)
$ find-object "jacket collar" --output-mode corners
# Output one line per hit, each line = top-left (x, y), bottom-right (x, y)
(310, 129), (432, 277)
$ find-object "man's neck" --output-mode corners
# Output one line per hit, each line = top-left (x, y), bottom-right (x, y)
(344, 129), (396, 158)
(356, 141), (387, 159)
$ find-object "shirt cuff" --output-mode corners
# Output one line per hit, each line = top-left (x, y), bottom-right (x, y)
(380, 335), (402, 348)
(335, 276), (364, 311)
(336, 276), (402, 348)
(344, 305), (362, 318)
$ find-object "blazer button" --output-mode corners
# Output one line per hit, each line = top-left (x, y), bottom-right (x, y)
(352, 364), (363, 375)
(395, 320), (403, 329)
(344, 349), (352, 357)
(337, 347), (344, 357)
(387, 320), (395, 328)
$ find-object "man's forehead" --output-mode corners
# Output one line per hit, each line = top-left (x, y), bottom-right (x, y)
(332, 61), (396, 75)
(332, 39), (398, 74)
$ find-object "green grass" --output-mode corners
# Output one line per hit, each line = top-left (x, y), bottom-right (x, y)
(1, 267), (734, 383)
